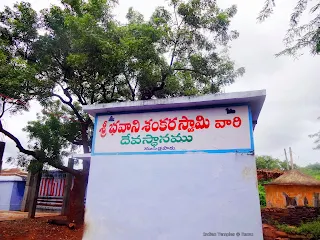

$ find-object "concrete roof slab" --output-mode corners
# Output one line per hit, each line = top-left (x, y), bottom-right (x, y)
(83, 90), (266, 129)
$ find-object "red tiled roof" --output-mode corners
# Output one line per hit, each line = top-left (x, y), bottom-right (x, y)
(257, 169), (284, 181)
(0, 168), (28, 177)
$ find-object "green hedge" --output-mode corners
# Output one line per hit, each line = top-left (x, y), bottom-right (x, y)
(276, 220), (320, 238)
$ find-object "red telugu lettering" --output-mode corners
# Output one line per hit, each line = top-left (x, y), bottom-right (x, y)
(215, 119), (226, 128)
(178, 116), (189, 131)
(195, 115), (210, 129)
(178, 116), (195, 132)
(118, 122), (131, 133)
(100, 115), (213, 134)
(109, 120), (119, 135)
(215, 118), (241, 129)
(142, 119), (152, 132)
(167, 117), (177, 131)
(99, 121), (108, 137)
(131, 120), (140, 133)
(151, 121), (159, 131)
(233, 117), (242, 128)
(159, 118), (168, 131)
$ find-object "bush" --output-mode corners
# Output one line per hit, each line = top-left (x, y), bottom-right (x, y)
(276, 221), (320, 238)
(300, 168), (320, 180)
(299, 221), (320, 238)
(258, 180), (270, 207)
(258, 183), (266, 207)
(276, 224), (299, 234)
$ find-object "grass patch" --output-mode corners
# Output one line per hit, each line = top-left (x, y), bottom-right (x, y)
(276, 220), (320, 238)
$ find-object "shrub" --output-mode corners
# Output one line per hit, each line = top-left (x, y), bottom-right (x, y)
(299, 221), (320, 238)
(258, 183), (266, 207)
(276, 224), (299, 234)
(276, 221), (320, 238)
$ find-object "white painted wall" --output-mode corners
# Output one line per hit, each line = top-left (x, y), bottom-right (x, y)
(83, 153), (263, 240)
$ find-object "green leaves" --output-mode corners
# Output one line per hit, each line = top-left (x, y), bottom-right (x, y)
(20, 100), (92, 166)
(258, 183), (267, 207)
(126, 7), (144, 24)
(0, 0), (243, 165)
(2, 2), (38, 41)
(258, 0), (320, 56)
(256, 155), (289, 170)
(1, 0), (243, 106)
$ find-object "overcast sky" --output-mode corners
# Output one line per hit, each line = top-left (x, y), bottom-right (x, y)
(1, 0), (319, 168)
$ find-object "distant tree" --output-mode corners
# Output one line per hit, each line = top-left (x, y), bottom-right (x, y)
(300, 163), (320, 180)
(256, 155), (298, 170)
(305, 163), (320, 170)
(258, 0), (320, 56)
(256, 155), (285, 170)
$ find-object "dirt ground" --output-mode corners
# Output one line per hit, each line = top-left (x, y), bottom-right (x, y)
(0, 216), (84, 240)
(0, 211), (59, 221)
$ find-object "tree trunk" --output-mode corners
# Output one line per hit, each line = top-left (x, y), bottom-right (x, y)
(0, 141), (5, 173)
(28, 166), (43, 218)
(67, 174), (88, 225)
(67, 124), (91, 226)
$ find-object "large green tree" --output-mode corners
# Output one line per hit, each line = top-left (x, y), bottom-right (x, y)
(258, 0), (320, 56)
(0, 0), (243, 225)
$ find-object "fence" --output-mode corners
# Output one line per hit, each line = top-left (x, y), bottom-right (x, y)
(37, 171), (69, 212)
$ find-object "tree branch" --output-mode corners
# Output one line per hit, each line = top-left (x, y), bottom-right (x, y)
(133, 78), (139, 97)
(88, 91), (93, 104)
(100, 82), (108, 102)
(173, 68), (207, 76)
(0, 119), (82, 176)
(0, 120), (36, 157)
(71, 139), (83, 145)
(257, 0), (276, 22)
(173, 3), (180, 28)
(48, 161), (82, 176)
(71, 76), (87, 105)
(124, 74), (135, 101)
(0, 102), (6, 118)
(62, 87), (73, 103)
(51, 92), (84, 124)
(78, 84), (87, 105)
(74, 90), (86, 105)
(52, 53), (65, 70)
(170, 4), (182, 68)
(150, 73), (168, 98)
(111, 77), (117, 100)
(52, 93), (71, 105)
(146, 4), (183, 100)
